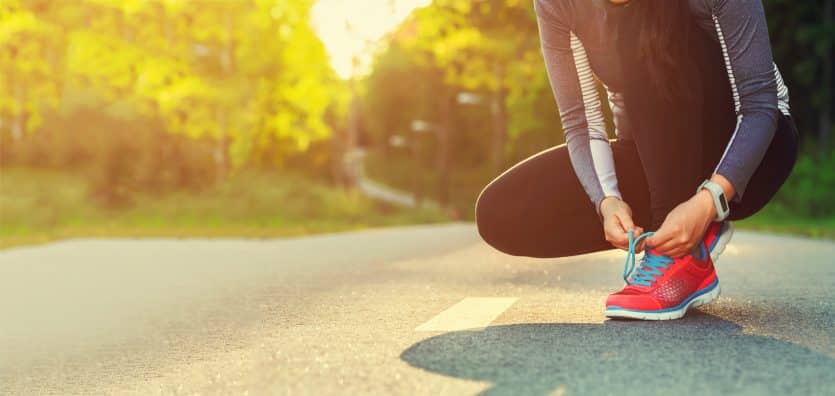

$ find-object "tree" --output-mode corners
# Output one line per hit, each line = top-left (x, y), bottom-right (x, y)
(764, 0), (834, 155)
(0, 1), (61, 142)
(3, 0), (340, 179)
(402, 0), (542, 176)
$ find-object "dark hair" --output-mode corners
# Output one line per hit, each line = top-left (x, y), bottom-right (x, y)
(629, 0), (695, 101)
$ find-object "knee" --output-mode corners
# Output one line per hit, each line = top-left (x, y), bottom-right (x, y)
(475, 183), (513, 253)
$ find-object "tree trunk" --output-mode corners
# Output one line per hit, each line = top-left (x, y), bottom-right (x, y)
(346, 75), (361, 186)
(820, 0), (833, 156)
(221, 13), (235, 74)
(436, 93), (453, 208)
(12, 80), (25, 142)
(411, 130), (423, 208)
(215, 108), (229, 183)
(214, 13), (235, 183)
(490, 62), (508, 176)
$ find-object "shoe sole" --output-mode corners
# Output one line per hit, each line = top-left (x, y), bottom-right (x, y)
(710, 222), (734, 263)
(604, 279), (721, 321)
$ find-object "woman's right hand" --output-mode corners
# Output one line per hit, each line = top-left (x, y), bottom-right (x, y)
(600, 196), (644, 251)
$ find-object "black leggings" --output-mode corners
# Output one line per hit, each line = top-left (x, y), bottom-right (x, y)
(475, 113), (798, 258)
(476, 13), (799, 259)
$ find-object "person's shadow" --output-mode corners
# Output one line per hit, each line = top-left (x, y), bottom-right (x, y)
(401, 312), (835, 396)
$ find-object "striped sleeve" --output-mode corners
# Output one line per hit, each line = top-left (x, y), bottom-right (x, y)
(534, 0), (621, 214)
(710, 0), (787, 201)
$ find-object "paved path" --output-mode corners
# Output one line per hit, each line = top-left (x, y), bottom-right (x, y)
(1, 224), (833, 395)
(357, 178), (423, 208)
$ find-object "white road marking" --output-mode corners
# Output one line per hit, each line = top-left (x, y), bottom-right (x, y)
(415, 297), (518, 332)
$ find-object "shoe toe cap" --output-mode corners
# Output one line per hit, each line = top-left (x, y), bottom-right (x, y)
(606, 292), (663, 311)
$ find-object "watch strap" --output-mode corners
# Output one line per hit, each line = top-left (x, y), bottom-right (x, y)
(698, 180), (730, 221)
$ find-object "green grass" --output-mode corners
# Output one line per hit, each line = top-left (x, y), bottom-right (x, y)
(2, 166), (831, 251)
(0, 168), (449, 249)
(735, 210), (835, 239)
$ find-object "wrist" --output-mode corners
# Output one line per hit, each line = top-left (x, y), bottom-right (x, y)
(696, 188), (717, 219)
(599, 195), (622, 216)
(710, 173), (736, 201)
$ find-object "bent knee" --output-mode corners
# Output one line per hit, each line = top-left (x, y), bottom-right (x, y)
(475, 183), (519, 255)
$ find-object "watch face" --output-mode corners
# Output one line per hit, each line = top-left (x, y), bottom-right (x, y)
(719, 194), (729, 212)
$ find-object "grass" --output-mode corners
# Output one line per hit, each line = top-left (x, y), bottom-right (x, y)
(1, 165), (832, 251)
(0, 168), (449, 250)
(734, 209), (835, 239)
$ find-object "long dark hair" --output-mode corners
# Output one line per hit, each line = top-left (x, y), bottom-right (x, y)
(628, 0), (695, 101)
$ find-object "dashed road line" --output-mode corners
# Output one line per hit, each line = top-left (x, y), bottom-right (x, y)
(415, 297), (518, 332)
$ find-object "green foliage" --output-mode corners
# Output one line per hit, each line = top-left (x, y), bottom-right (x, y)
(0, 1), (62, 136)
(763, 0), (833, 147)
(769, 151), (835, 217)
(0, 106), (218, 206)
(0, 168), (448, 249)
(0, 0), (831, 241)
(400, 0), (549, 138)
(1, 0), (342, 172)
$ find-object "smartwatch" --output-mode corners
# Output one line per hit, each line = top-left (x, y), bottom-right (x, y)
(698, 180), (730, 221)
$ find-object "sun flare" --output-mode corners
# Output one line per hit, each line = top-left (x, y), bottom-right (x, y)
(312, 0), (431, 79)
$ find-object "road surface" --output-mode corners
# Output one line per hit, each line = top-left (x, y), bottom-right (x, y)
(1, 224), (833, 395)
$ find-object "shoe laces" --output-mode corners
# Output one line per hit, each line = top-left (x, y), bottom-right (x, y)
(622, 230), (674, 287)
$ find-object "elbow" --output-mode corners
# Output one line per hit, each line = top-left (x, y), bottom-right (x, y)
(738, 100), (780, 127)
(737, 86), (781, 124)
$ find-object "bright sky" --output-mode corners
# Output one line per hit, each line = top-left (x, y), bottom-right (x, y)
(312, 0), (431, 79)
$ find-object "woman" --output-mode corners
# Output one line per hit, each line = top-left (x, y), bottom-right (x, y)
(475, 0), (798, 320)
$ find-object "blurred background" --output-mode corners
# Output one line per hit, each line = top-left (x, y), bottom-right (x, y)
(0, 0), (832, 249)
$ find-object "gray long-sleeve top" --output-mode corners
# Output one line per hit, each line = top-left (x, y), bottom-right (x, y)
(534, 0), (791, 213)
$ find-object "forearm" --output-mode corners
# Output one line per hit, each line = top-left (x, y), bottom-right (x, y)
(713, 110), (778, 200)
(710, 0), (782, 200)
(535, 0), (621, 214)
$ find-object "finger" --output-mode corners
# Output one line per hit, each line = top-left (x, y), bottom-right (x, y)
(605, 217), (629, 243)
(645, 226), (675, 248)
(606, 232), (629, 250)
(634, 226), (644, 237)
(665, 246), (689, 258)
(606, 230), (629, 250)
(617, 213), (636, 234)
(654, 237), (687, 256)
(634, 226), (647, 251)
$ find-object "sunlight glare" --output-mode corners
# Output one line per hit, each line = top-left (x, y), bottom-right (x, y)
(312, 0), (431, 79)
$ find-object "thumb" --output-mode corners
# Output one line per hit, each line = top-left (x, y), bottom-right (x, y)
(617, 213), (636, 234)
(646, 231), (657, 246)
(646, 226), (667, 247)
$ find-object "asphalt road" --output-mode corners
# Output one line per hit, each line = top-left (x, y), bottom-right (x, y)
(1, 223), (833, 395)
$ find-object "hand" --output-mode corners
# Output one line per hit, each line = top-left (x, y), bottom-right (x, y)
(600, 196), (644, 251)
(646, 190), (716, 257)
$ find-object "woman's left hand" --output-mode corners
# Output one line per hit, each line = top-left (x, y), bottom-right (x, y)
(645, 190), (716, 257)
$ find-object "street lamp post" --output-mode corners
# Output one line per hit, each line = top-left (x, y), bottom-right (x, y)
(409, 91), (484, 210)
(409, 119), (439, 207)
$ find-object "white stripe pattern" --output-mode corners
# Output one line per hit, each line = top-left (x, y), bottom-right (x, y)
(712, 14), (742, 115)
(570, 32), (621, 199)
(712, 14), (744, 173)
(415, 298), (518, 332)
(774, 63), (791, 115)
(570, 32), (607, 136)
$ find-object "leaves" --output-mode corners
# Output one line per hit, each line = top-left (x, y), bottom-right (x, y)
(0, 0), (340, 167)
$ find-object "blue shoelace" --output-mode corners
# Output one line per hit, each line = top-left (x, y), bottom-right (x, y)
(622, 230), (674, 287)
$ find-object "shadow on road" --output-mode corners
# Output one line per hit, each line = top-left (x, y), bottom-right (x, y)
(401, 312), (835, 396)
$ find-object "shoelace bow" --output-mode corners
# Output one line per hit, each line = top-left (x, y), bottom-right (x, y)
(622, 230), (674, 287)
